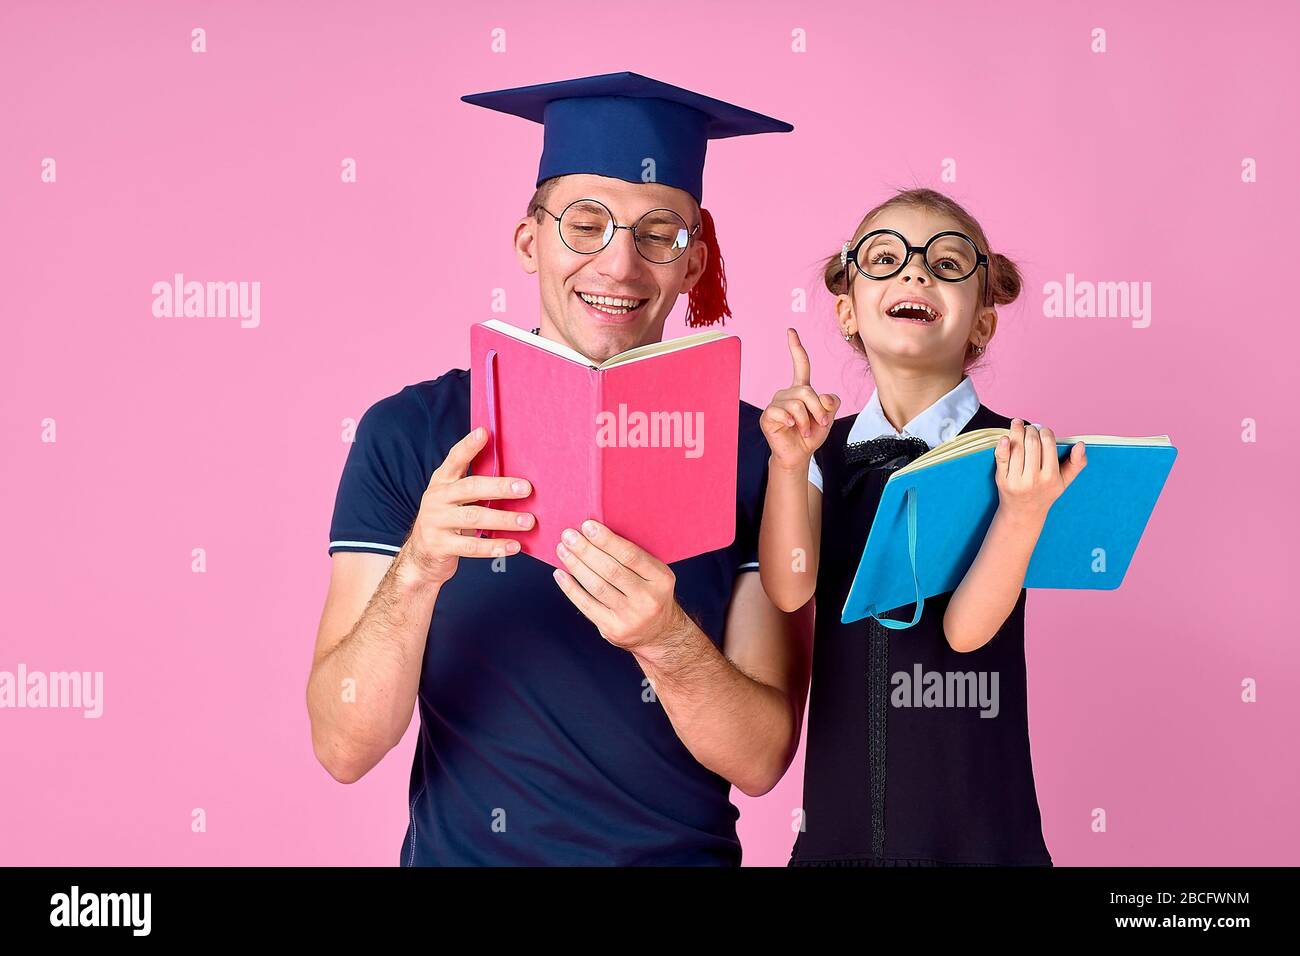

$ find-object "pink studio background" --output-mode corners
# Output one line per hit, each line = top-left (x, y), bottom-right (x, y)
(2, 0), (1297, 866)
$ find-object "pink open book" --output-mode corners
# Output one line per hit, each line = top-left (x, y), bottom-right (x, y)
(469, 319), (741, 569)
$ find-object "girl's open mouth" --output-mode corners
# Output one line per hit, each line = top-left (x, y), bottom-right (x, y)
(885, 301), (942, 325)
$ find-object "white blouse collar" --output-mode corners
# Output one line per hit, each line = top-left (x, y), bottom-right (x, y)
(845, 374), (981, 449)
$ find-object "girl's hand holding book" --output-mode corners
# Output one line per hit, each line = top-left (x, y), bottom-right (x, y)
(761, 328), (841, 472)
(993, 419), (1087, 526)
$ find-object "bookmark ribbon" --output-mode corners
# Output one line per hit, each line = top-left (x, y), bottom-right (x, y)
(484, 348), (500, 477)
(866, 486), (925, 630)
(477, 348), (501, 538)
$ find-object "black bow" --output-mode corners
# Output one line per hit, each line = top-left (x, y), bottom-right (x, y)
(841, 435), (931, 497)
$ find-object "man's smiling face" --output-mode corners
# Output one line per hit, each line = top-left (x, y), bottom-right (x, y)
(514, 173), (707, 365)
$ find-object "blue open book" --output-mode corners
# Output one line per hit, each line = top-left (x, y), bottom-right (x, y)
(841, 429), (1178, 628)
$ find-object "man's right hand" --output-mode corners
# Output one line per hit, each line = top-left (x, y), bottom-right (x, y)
(403, 426), (536, 585)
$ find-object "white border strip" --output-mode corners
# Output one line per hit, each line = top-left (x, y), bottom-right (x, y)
(329, 540), (402, 553)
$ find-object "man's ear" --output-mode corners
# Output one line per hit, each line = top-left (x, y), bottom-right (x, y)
(514, 216), (539, 275)
(678, 235), (708, 294)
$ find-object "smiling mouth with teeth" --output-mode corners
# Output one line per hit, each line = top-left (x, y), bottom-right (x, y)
(885, 301), (941, 323)
(578, 291), (648, 316)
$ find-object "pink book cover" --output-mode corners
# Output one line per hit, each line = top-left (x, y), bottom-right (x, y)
(469, 320), (740, 569)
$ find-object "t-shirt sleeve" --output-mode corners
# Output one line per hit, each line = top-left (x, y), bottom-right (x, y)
(732, 405), (769, 574)
(328, 386), (433, 557)
(735, 526), (760, 573)
(807, 454), (824, 493)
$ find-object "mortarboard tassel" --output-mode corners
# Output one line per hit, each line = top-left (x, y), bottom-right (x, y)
(685, 207), (731, 328)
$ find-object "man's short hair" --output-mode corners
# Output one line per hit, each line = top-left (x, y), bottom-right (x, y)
(526, 176), (701, 225)
(526, 177), (561, 222)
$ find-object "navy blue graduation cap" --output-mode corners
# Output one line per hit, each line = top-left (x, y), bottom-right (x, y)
(461, 71), (793, 327)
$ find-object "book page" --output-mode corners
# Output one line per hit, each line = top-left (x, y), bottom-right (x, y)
(481, 319), (730, 370)
(597, 330), (730, 369)
(482, 319), (594, 366)
(891, 429), (1173, 479)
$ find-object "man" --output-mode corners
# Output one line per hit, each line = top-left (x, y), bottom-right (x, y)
(307, 72), (813, 865)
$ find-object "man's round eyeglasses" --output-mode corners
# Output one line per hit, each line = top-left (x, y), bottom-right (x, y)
(537, 198), (700, 264)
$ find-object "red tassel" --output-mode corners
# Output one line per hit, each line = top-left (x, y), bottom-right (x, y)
(685, 207), (731, 328)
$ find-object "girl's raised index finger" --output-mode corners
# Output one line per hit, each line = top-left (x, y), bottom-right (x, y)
(788, 328), (812, 387)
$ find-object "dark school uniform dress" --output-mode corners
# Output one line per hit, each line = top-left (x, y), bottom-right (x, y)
(327, 368), (770, 866)
(790, 402), (1052, 867)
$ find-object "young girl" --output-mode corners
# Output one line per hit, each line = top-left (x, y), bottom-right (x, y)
(759, 188), (1087, 866)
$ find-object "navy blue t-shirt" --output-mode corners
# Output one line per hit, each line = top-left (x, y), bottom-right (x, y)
(327, 368), (769, 865)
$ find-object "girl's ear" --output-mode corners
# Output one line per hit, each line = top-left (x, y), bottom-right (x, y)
(974, 304), (998, 345)
(514, 217), (539, 275)
(834, 291), (857, 336)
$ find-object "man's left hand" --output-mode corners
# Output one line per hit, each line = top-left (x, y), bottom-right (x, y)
(551, 519), (689, 653)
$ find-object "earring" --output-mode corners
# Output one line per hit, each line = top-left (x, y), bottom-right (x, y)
(971, 343), (985, 354)
(843, 330), (853, 341)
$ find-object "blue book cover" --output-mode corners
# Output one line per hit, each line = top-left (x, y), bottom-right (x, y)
(840, 430), (1178, 627)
